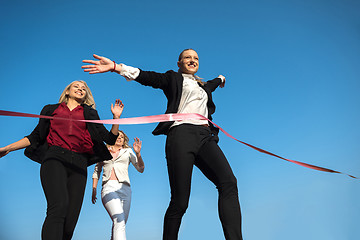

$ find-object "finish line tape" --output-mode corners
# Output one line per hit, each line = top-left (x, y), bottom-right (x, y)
(0, 109), (357, 179)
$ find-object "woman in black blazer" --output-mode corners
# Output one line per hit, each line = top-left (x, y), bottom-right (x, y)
(83, 49), (243, 240)
(0, 80), (123, 240)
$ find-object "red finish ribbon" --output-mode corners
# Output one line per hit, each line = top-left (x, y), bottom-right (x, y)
(0, 109), (357, 179)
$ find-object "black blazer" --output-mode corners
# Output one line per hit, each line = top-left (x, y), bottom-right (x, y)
(24, 103), (118, 166)
(135, 70), (222, 135)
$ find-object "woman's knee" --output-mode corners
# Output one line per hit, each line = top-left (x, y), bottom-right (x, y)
(217, 179), (238, 197)
(47, 199), (69, 218)
(166, 199), (189, 218)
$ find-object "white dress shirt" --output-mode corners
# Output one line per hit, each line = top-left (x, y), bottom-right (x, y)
(119, 64), (224, 127)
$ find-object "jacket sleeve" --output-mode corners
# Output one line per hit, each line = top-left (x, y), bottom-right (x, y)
(25, 105), (51, 145)
(88, 108), (118, 145)
(135, 69), (173, 90)
(205, 77), (222, 92)
(92, 162), (104, 179)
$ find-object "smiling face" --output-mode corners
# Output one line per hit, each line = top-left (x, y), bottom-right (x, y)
(177, 49), (199, 75)
(115, 131), (125, 148)
(66, 81), (87, 102)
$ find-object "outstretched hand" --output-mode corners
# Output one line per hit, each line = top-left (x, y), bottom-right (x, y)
(133, 137), (142, 154)
(0, 147), (10, 158)
(82, 54), (114, 74)
(111, 99), (124, 119)
(218, 75), (226, 88)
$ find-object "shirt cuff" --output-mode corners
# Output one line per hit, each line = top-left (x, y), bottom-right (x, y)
(119, 63), (140, 81)
(218, 75), (225, 83)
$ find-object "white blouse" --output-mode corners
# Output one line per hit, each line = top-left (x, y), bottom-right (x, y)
(92, 147), (141, 186)
(171, 73), (209, 127)
(119, 64), (222, 127)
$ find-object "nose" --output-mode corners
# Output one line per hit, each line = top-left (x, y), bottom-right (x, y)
(189, 58), (196, 63)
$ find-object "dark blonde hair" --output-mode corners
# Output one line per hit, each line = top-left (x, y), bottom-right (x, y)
(58, 80), (96, 109)
(178, 48), (196, 61)
(108, 130), (130, 149)
(119, 130), (130, 149)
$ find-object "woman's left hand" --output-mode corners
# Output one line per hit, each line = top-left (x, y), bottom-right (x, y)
(218, 75), (226, 88)
(111, 99), (124, 119)
(133, 137), (142, 154)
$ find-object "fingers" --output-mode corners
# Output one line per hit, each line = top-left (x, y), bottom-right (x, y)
(220, 80), (225, 88)
(86, 70), (102, 74)
(82, 60), (98, 64)
(114, 99), (124, 107)
(93, 54), (102, 60)
(0, 149), (9, 158)
(133, 137), (142, 152)
(82, 64), (102, 74)
(134, 137), (142, 145)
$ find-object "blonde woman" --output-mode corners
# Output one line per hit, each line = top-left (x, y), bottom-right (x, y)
(83, 49), (242, 240)
(92, 130), (144, 240)
(0, 80), (124, 240)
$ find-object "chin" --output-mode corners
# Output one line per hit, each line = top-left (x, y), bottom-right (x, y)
(185, 70), (197, 74)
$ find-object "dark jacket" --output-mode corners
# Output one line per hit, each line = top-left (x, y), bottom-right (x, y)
(24, 103), (118, 166)
(135, 70), (222, 135)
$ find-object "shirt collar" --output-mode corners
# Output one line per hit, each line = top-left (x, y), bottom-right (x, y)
(181, 73), (196, 80)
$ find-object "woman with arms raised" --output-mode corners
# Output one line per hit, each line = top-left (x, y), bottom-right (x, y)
(92, 130), (145, 240)
(82, 49), (243, 240)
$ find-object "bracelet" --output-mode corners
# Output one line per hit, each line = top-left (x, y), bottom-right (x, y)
(110, 61), (116, 72)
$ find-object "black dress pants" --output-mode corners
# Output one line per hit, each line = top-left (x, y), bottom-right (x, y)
(163, 124), (242, 240)
(40, 146), (88, 240)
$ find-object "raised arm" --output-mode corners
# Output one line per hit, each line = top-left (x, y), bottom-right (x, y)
(110, 99), (124, 135)
(133, 137), (145, 173)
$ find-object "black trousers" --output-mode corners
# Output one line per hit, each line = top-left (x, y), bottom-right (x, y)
(40, 146), (88, 240)
(163, 124), (242, 240)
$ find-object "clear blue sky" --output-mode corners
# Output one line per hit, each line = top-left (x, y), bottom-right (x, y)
(0, 0), (359, 239)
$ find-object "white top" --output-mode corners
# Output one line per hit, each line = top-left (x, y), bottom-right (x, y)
(171, 73), (208, 127)
(119, 64), (224, 127)
(92, 147), (140, 186)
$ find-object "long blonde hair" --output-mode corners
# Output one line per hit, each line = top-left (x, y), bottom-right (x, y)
(58, 80), (96, 109)
(108, 130), (130, 149)
(119, 130), (130, 149)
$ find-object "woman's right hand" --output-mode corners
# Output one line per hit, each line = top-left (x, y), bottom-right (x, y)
(82, 54), (118, 74)
(0, 146), (10, 158)
(91, 188), (97, 204)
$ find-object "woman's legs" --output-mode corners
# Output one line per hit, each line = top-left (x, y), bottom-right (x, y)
(40, 157), (87, 240)
(102, 181), (132, 240)
(163, 125), (202, 240)
(196, 139), (242, 240)
(163, 124), (242, 240)
(62, 165), (87, 240)
(41, 160), (68, 240)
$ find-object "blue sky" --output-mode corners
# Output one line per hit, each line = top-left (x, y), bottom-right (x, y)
(0, 0), (359, 239)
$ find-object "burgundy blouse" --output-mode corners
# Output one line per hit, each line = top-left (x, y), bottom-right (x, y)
(47, 102), (94, 154)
